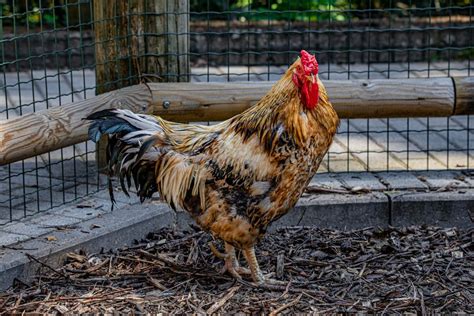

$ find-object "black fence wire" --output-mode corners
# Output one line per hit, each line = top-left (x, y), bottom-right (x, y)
(0, 0), (473, 223)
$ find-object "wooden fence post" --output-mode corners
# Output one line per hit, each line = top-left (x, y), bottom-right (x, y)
(146, 0), (190, 82)
(93, 0), (189, 170)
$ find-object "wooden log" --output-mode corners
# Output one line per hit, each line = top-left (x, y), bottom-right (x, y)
(147, 77), (455, 121)
(0, 77), (469, 166)
(149, 82), (269, 122)
(453, 76), (474, 115)
(0, 84), (152, 166)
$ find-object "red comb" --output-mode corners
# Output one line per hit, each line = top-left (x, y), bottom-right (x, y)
(300, 50), (319, 75)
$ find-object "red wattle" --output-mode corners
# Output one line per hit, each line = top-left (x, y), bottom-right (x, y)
(293, 50), (320, 109)
(302, 82), (319, 109)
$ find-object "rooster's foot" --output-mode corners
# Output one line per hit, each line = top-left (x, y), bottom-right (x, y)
(250, 273), (287, 286)
(235, 266), (251, 275)
(260, 276), (287, 285)
(220, 258), (243, 279)
(220, 256), (251, 279)
(242, 247), (287, 285)
(212, 242), (250, 279)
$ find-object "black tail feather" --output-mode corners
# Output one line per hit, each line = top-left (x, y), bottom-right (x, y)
(86, 109), (164, 206)
(108, 177), (116, 211)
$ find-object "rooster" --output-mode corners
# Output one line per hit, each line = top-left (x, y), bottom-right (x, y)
(86, 50), (339, 284)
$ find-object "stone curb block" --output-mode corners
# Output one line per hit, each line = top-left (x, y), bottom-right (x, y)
(390, 190), (474, 229)
(0, 202), (173, 291)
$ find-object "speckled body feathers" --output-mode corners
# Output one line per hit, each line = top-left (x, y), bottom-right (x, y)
(87, 57), (339, 251)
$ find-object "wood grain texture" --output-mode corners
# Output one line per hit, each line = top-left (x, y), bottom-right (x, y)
(148, 77), (456, 121)
(0, 84), (152, 165)
(93, 1), (144, 94)
(453, 76), (474, 115)
(149, 0), (189, 82)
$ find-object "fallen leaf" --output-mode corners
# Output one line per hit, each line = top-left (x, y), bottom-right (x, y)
(46, 236), (57, 241)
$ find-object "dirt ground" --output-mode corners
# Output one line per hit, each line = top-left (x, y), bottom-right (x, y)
(1, 225), (472, 314)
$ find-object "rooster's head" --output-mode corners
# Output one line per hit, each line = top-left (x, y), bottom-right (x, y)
(292, 50), (319, 110)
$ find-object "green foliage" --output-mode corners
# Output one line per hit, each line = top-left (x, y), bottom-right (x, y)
(2, 0), (473, 27)
(232, 0), (348, 22)
(459, 48), (474, 60)
(2, 0), (59, 27)
(190, 0), (474, 21)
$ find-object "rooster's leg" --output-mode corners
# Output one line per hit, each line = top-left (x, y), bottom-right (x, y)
(222, 243), (242, 279)
(211, 242), (250, 279)
(225, 243), (251, 276)
(243, 246), (286, 285)
(243, 246), (265, 283)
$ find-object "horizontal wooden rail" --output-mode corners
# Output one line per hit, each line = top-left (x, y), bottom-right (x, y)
(0, 77), (472, 165)
(0, 84), (151, 165)
(149, 77), (470, 121)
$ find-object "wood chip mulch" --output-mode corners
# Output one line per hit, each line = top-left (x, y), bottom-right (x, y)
(1, 225), (472, 314)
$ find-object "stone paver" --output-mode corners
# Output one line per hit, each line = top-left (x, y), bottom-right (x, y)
(0, 232), (30, 247)
(376, 172), (428, 190)
(28, 213), (84, 228)
(309, 173), (345, 190)
(414, 171), (470, 190)
(336, 172), (387, 190)
(287, 192), (390, 230)
(1, 221), (52, 238)
(49, 202), (108, 221)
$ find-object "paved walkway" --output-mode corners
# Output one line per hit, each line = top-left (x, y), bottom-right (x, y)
(0, 61), (473, 224)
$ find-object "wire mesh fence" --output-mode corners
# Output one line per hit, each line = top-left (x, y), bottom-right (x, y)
(187, 0), (474, 173)
(0, 0), (98, 224)
(0, 0), (473, 223)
